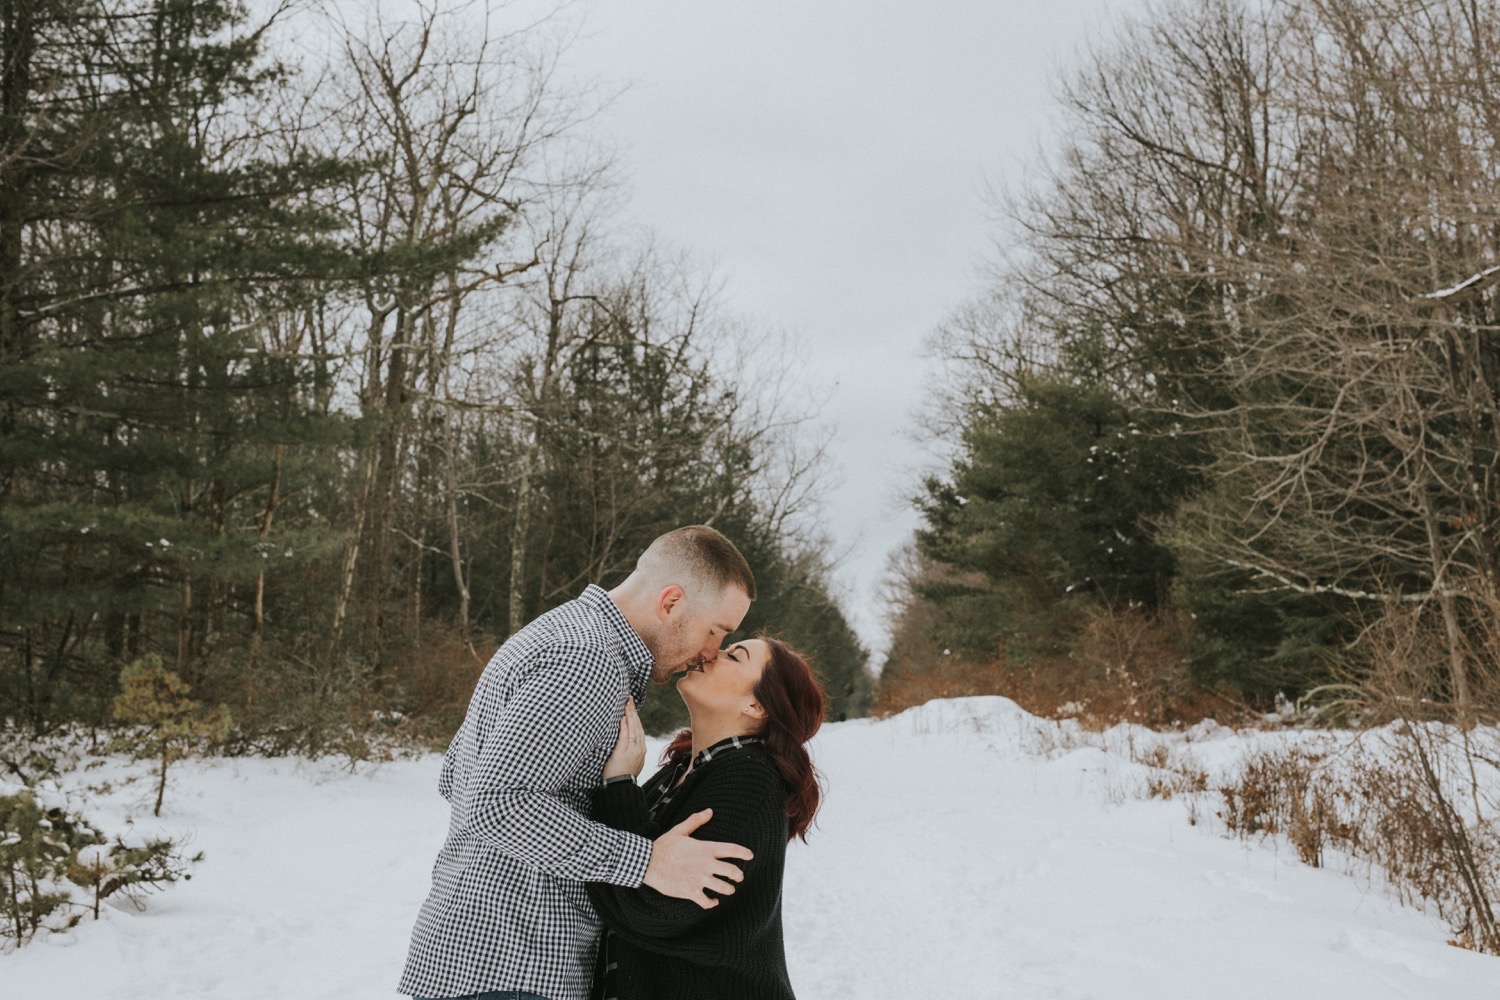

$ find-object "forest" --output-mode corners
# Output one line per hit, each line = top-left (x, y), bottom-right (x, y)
(0, 0), (872, 749)
(880, 0), (1500, 735)
(6, 0), (1500, 784)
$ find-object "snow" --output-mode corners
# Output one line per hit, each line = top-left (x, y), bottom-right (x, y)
(1423, 263), (1500, 300)
(4, 696), (1497, 998)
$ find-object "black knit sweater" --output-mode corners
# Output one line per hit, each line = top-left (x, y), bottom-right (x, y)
(587, 738), (796, 1000)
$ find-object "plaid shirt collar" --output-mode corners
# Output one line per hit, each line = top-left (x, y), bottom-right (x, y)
(692, 733), (764, 767)
(645, 734), (766, 822)
(577, 584), (653, 702)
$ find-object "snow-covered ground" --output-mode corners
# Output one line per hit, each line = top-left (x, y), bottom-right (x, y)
(4, 696), (1496, 998)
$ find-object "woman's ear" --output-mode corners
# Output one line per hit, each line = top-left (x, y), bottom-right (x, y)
(744, 701), (767, 722)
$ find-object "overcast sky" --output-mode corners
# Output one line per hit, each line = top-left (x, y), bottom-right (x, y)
(546, 0), (1140, 657)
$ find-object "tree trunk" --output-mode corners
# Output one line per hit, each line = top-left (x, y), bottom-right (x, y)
(248, 442), (285, 700)
(0, 0), (35, 364)
(154, 753), (167, 817)
(1418, 474), (1473, 719)
(442, 406), (472, 647)
(176, 575), (192, 677)
(359, 304), (418, 664)
(508, 434), (537, 636)
(331, 449), (376, 643)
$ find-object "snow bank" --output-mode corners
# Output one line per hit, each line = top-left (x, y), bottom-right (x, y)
(3, 700), (1496, 998)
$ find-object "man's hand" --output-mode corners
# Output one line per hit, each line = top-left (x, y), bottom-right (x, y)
(642, 809), (754, 909)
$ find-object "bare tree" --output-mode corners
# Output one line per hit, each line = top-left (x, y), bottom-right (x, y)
(941, 0), (1500, 715)
(1168, 0), (1500, 715)
(316, 2), (573, 655)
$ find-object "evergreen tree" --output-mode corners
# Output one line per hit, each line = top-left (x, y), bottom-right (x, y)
(112, 653), (231, 816)
(0, 1), (866, 745)
(0, 1), (361, 726)
(917, 376), (1187, 661)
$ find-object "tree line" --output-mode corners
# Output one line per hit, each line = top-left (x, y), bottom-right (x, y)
(0, 0), (871, 747)
(882, 0), (1500, 726)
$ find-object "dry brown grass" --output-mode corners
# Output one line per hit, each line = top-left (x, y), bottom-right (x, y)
(1136, 742), (1212, 802)
(872, 653), (1023, 718)
(875, 604), (1246, 730)
(391, 626), (490, 739)
(1216, 731), (1500, 953)
(1218, 745), (1348, 867)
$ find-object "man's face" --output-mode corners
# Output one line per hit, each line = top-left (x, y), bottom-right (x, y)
(650, 584), (752, 684)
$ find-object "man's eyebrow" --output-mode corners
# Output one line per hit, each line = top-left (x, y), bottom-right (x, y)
(716, 623), (738, 635)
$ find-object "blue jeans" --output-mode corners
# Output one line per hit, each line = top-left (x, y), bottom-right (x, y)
(414, 994), (549, 1000)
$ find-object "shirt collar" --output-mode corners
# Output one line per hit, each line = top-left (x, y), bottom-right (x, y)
(693, 733), (764, 768)
(649, 734), (765, 815)
(579, 584), (654, 697)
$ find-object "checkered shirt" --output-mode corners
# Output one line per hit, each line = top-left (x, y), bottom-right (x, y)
(398, 585), (655, 1000)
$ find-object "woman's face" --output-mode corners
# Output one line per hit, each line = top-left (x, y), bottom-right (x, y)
(677, 637), (771, 722)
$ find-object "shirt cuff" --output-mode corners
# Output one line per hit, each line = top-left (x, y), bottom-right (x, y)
(602, 774), (636, 787)
(608, 829), (653, 888)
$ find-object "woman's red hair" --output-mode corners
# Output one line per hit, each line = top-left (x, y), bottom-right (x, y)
(662, 635), (826, 841)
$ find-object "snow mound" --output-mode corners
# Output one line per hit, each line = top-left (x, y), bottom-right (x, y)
(2, 700), (1496, 998)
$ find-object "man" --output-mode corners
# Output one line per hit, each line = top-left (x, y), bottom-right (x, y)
(399, 525), (758, 1000)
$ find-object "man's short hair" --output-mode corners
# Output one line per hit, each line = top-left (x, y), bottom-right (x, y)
(639, 525), (757, 602)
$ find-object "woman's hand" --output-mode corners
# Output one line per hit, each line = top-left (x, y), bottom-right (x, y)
(604, 698), (646, 780)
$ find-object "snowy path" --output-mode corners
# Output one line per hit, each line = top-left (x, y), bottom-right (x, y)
(786, 700), (1495, 998)
(4, 697), (1496, 998)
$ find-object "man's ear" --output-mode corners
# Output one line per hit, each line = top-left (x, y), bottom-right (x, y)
(656, 584), (686, 622)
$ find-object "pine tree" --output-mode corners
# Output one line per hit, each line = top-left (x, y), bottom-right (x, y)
(0, 1), (362, 725)
(0, 789), (101, 944)
(111, 654), (230, 816)
(917, 377), (1187, 660)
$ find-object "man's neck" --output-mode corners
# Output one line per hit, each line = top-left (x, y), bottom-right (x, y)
(606, 580), (657, 654)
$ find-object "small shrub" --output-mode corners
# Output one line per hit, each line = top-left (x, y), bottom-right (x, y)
(113, 656), (232, 816)
(388, 626), (489, 742)
(0, 790), (101, 947)
(1137, 743), (1210, 801)
(1072, 605), (1198, 728)
(1218, 743), (1355, 867)
(202, 633), (458, 762)
(1217, 733), (1500, 952)
(67, 837), (203, 919)
(872, 651), (1022, 718)
(874, 602), (1244, 730)
(2, 742), (205, 950)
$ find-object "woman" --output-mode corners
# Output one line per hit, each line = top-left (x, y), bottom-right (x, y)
(587, 635), (825, 1000)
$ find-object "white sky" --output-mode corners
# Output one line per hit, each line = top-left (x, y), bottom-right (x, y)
(550, 0), (1145, 659)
